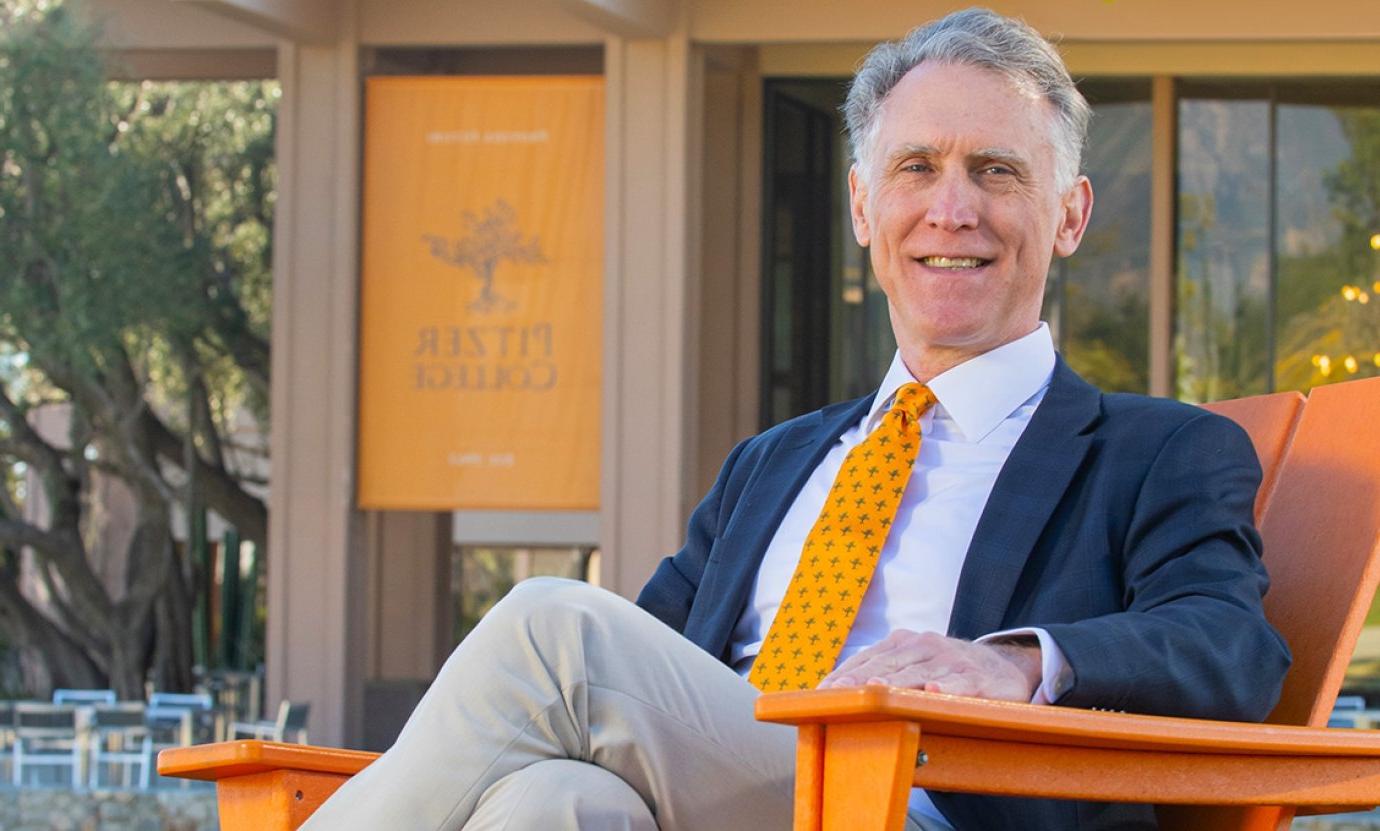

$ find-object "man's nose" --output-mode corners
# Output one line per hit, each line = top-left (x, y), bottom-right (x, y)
(923, 171), (980, 231)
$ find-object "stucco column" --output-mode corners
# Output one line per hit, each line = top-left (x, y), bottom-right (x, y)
(265, 6), (364, 747)
(600, 31), (704, 596)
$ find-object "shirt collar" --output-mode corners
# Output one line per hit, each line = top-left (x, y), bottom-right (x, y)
(865, 323), (1056, 442)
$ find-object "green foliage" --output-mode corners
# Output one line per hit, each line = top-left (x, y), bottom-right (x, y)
(452, 548), (591, 644)
(1275, 109), (1380, 393)
(1176, 102), (1380, 401)
(0, 2), (275, 414)
(0, 0), (276, 694)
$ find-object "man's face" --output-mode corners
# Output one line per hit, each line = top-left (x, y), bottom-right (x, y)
(849, 61), (1093, 369)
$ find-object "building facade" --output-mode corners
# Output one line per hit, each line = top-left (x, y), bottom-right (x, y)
(88, 0), (1380, 746)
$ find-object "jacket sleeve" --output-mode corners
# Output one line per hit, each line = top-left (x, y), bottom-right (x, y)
(1043, 412), (1292, 721)
(635, 437), (752, 634)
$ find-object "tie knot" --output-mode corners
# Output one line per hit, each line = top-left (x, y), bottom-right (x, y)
(890, 383), (936, 423)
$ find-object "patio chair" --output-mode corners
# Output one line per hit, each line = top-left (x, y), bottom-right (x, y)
(755, 376), (1380, 830)
(231, 700), (310, 744)
(87, 702), (153, 789)
(13, 702), (81, 788)
(159, 376), (1380, 831)
(51, 688), (116, 706)
(0, 699), (14, 782)
(201, 668), (266, 724)
(147, 692), (215, 746)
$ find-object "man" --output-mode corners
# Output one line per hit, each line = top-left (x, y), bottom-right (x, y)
(305, 8), (1290, 830)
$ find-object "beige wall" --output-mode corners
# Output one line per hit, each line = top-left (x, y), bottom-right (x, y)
(360, 0), (604, 44)
(689, 0), (1380, 42)
(94, 0), (275, 47)
(84, 0), (1380, 745)
(264, 15), (365, 746)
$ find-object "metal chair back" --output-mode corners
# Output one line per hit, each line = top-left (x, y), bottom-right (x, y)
(88, 702), (153, 789)
(279, 701), (310, 743)
(52, 688), (116, 706)
(13, 702), (81, 788)
(147, 692), (213, 711)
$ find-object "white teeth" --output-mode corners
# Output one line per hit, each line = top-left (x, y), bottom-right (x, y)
(921, 256), (986, 268)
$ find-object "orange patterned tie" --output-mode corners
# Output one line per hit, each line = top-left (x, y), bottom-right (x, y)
(749, 382), (936, 692)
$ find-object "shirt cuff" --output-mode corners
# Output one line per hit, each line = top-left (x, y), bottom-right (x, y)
(975, 627), (1074, 705)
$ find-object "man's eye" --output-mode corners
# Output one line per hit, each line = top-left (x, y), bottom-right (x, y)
(903, 162), (933, 173)
(981, 165), (1015, 176)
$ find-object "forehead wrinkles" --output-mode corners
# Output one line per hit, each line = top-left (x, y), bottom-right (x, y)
(872, 74), (1057, 173)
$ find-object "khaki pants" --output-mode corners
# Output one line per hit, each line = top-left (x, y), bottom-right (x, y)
(302, 578), (936, 831)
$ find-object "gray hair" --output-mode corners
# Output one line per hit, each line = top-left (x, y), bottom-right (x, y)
(844, 7), (1090, 191)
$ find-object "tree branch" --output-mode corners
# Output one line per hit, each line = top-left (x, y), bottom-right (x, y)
(142, 408), (267, 548)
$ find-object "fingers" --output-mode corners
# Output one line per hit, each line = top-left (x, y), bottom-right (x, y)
(819, 629), (938, 688)
(817, 630), (1039, 702)
(863, 663), (1029, 700)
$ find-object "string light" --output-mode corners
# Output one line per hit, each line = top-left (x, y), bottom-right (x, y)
(1371, 233), (1380, 251)
(1319, 355), (1333, 376)
(1343, 285), (1359, 301)
(1345, 355), (1359, 373)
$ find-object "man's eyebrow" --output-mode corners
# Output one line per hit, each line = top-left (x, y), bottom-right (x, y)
(882, 144), (1031, 169)
(884, 143), (940, 166)
(971, 147), (1029, 167)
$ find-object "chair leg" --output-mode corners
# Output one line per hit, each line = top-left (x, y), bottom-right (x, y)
(794, 725), (825, 831)
(140, 740), (153, 790)
(817, 721), (920, 831)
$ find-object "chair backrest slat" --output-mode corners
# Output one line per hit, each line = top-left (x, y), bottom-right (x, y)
(148, 692), (213, 710)
(1201, 391), (1304, 520)
(52, 688), (116, 706)
(1165, 378), (1380, 831)
(282, 701), (310, 732)
(1251, 377), (1380, 727)
(91, 703), (148, 731)
(15, 702), (78, 733)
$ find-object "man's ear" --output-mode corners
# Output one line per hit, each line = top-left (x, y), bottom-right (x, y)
(848, 164), (871, 247)
(1053, 175), (1094, 258)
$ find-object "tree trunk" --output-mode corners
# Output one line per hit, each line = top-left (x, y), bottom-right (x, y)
(151, 546), (197, 692)
(0, 574), (104, 696)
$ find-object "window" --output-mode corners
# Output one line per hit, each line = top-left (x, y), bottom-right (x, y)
(450, 546), (599, 644)
(1176, 80), (1380, 400)
(1049, 80), (1153, 393)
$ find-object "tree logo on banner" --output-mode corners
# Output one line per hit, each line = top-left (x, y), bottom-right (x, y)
(423, 200), (547, 313)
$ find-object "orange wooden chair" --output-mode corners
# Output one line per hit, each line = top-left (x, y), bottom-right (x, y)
(756, 376), (1380, 831)
(159, 377), (1380, 831)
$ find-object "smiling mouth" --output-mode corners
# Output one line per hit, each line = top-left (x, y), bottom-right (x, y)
(920, 256), (992, 269)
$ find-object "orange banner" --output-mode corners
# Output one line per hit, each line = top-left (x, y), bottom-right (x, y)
(357, 76), (603, 511)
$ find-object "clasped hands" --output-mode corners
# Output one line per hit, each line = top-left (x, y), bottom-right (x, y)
(816, 629), (1043, 702)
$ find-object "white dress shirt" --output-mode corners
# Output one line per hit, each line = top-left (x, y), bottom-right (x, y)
(726, 324), (1072, 828)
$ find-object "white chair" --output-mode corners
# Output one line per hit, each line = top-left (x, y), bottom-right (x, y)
(87, 703), (152, 789)
(199, 668), (265, 726)
(231, 700), (310, 743)
(145, 692), (214, 789)
(146, 692), (214, 746)
(13, 702), (81, 788)
(0, 700), (14, 782)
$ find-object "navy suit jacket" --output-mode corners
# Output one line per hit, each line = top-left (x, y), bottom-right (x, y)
(636, 358), (1291, 830)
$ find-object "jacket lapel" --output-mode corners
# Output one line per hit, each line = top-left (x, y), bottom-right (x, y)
(689, 395), (872, 657)
(947, 358), (1102, 639)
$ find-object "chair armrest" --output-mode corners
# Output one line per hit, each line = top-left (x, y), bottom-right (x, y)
(159, 741), (378, 831)
(755, 687), (1380, 831)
